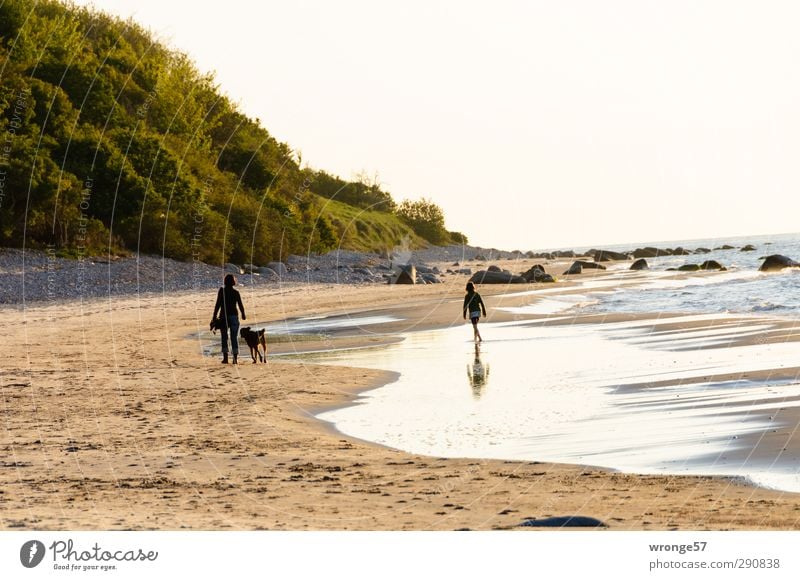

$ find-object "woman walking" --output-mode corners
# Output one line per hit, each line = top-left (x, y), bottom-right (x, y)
(212, 274), (246, 364)
(463, 282), (486, 342)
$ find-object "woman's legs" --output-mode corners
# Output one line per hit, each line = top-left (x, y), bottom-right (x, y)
(220, 325), (229, 363)
(228, 315), (241, 363)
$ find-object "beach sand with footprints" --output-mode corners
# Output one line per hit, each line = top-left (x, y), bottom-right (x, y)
(3, 257), (800, 530)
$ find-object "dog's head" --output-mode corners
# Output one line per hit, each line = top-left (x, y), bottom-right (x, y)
(239, 326), (251, 337)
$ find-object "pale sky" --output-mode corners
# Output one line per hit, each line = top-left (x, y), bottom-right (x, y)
(71, 0), (800, 250)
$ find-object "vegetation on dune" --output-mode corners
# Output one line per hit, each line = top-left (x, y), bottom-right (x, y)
(0, 0), (465, 265)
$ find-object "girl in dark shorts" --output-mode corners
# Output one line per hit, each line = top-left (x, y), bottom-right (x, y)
(463, 282), (486, 342)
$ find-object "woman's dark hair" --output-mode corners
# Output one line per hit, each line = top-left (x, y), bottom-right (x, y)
(465, 282), (475, 292)
(224, 274), (237, 287)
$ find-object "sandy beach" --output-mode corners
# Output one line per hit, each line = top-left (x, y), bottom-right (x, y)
(3, 259), (800, 531)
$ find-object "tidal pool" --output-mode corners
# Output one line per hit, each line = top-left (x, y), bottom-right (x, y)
(297, 314), (800, 492)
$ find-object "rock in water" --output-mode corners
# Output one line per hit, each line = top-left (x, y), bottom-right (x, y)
(699, 260), (726, 271)
(469, 270), (526, 284)
(630, 258), (649, 270)
(760, 255), (800, 272)
(741, 244), (757, 251)
(677, 264), (701, 271)
(392, 264), (417, 284)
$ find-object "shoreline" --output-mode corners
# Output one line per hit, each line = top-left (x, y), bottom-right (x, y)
(4, 263), (800, 530)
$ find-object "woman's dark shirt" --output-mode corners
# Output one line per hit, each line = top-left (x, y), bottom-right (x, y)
(214, 286), (245, 319)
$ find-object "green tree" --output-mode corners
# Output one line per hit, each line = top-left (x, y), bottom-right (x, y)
(396, 198), (450, 245)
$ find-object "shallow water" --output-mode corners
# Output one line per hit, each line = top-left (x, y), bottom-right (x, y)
(575, 232), (800, 316)
(310, 316), (800, 492)
(265, 314), (401, 335)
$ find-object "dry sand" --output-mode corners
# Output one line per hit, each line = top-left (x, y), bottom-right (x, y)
(3, 263), (800, 530)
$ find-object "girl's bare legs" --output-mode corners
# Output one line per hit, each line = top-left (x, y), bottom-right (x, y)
(472, 319), (482, 342)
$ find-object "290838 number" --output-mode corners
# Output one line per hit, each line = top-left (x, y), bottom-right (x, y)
(736, 559), (780, 569)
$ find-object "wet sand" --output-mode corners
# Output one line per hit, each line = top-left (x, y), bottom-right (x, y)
(3, 263), (800, 530)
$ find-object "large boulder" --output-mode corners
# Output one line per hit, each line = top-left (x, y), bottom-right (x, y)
(699, 260), (726, 271)
(487, 265), (503, 273)
(760, 255), (800, 272)
(469, 270), (526, 284)
(255, 266), (278, 279)
(630, 258), (649, 270)
(521, 265), (555, 283)
(267, 261), (288, 276)
(592, 249), (631, 261)
(632, 247), (663, 258)
(224, 263), (242, 274)
(576, 260), (606, 270)
(741, 244), (757, 252)
(392, 264), (417, 284)
(672, 247), (691, 255)
(677, 264), (701, 271)
(562, 260), (605, 275)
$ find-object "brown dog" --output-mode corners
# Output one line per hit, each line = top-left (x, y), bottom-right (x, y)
(239, 327), (267, 363)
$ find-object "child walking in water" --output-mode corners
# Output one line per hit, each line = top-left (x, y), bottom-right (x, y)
(463, 282), (487, 342)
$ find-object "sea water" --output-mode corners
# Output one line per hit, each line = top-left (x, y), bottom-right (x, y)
(574, 231), (800, 316)
(286, 232), (800, 492)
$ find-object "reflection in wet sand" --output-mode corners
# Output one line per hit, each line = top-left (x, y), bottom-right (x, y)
(467, 343), (489, 399)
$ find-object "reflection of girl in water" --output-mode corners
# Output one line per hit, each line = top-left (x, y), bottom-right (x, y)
(463, 282), (487, 342)
(467, 343), (489, 398)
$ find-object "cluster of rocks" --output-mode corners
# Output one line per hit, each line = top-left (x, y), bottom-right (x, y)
(0, 248), (232, 305)
(583, 244), (759, 262)
(6, 243), (797, 304)
(0, 246), (493, 303)
(388, 264), (445, 285)
(467, 264), (555, 285)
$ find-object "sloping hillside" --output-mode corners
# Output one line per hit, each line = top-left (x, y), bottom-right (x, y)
(0, 0), (443, 265)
